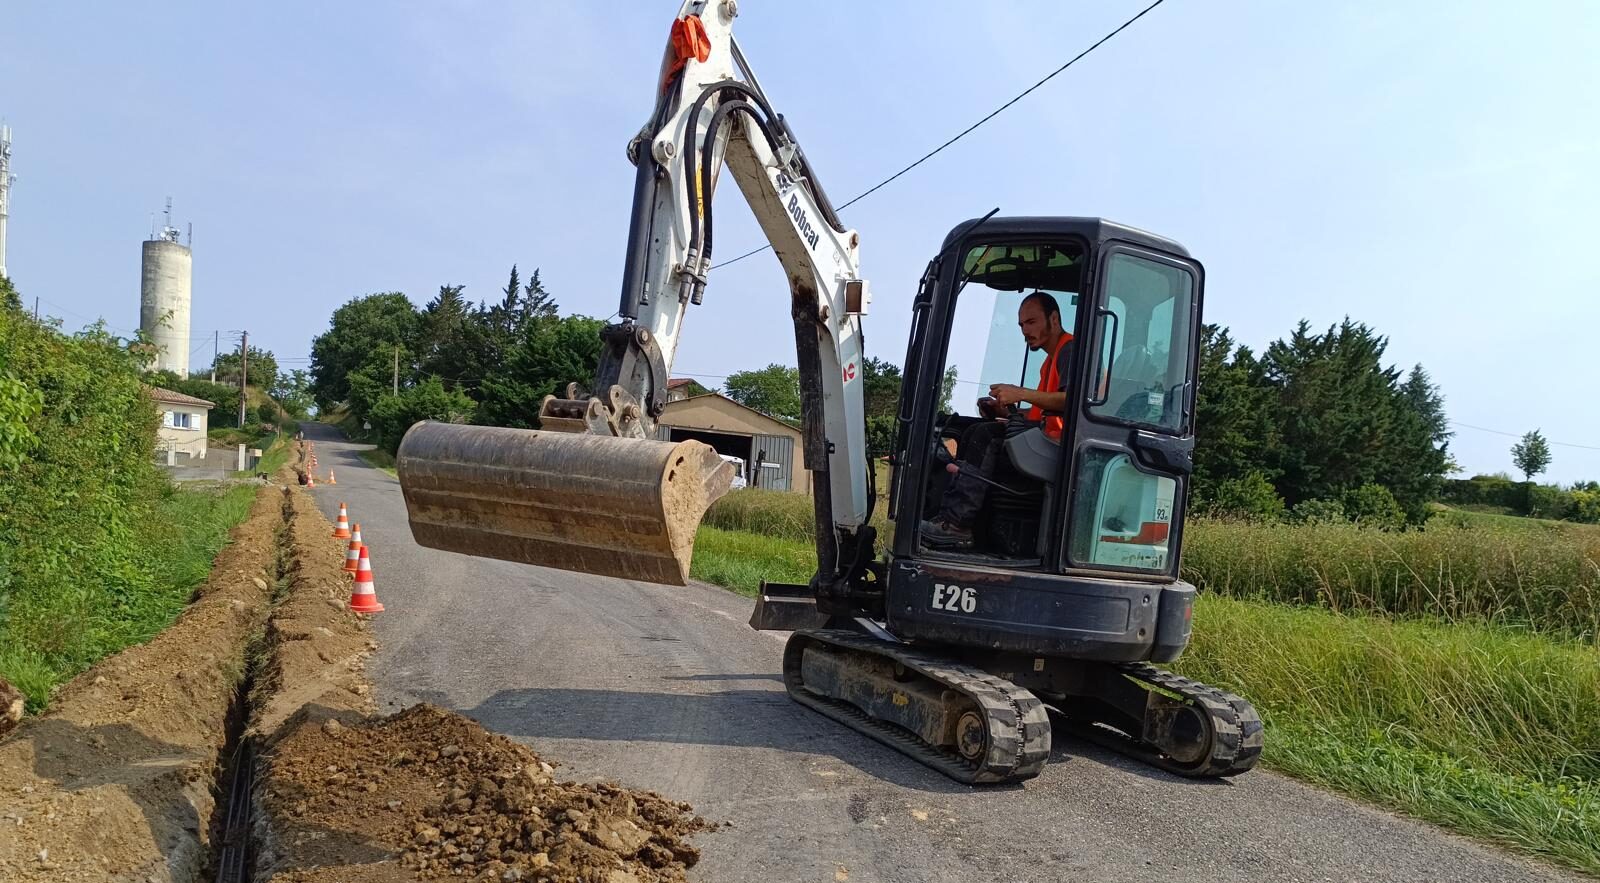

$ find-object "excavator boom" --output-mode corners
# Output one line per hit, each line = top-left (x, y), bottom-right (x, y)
(397, 0), (872, 589)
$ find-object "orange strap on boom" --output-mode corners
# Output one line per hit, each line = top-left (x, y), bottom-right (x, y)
(662, 15), (711, 92)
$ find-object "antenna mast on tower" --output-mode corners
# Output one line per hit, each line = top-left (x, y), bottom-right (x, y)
(0, 124), (14, 278)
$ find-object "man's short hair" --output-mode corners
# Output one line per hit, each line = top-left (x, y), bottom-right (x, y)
(1021, 290), (1061, 322)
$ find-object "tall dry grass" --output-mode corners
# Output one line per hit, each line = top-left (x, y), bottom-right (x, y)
(1184, 518), (1600, 638)
(706, 489), (1600, 637)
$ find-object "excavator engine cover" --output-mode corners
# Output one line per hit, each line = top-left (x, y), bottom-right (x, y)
(396, 421), (735, 585)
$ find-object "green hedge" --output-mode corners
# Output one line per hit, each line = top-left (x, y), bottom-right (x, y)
(0, 297), (253, 708)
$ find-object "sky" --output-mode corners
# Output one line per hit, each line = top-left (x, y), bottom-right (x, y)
(3, 1), (1598, 482)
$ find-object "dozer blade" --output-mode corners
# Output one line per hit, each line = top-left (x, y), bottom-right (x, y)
(396, 421), (735, 585)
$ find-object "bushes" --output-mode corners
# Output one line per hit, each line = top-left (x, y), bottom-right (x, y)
(1441, 474), (1600, 524)
(0, 305), (168, 704)
(1205, 471), (1284, 522)
(1342, 483), (1406, 530)
(367, 377), (476, 454)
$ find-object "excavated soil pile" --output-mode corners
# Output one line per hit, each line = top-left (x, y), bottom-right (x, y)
(249, 487), (375, 741)
(257, 705), (712, 883)
(0, 486), (280, 882)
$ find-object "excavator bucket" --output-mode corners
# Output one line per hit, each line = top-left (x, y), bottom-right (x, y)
(396, 421), (735, 585)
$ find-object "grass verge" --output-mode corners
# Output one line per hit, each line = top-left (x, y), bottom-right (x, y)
(689, 523), (1600, 875)
(0, 482), (258, 709)
(358, 447), (397, 476)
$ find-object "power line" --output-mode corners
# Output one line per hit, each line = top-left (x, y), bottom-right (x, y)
(1450, 421), (1600, 452)
(710, 0), (1168, 271)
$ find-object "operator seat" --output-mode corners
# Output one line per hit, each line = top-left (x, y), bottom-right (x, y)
(1003, 423), (1061, 482)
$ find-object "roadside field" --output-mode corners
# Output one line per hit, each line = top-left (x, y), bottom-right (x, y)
(707, 489), (1600, 637)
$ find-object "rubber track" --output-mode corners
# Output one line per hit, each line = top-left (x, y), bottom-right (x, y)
(1058, 662), (1264, 778)
(783, 629), (1051, 784)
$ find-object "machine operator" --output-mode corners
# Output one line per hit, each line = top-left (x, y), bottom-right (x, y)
(919, 291), (1074, 548)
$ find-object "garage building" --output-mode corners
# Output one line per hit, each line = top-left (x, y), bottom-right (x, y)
(653, 391), (809, 493)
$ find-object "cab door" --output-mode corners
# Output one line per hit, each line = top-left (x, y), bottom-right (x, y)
(1060, 245), (1203, 577)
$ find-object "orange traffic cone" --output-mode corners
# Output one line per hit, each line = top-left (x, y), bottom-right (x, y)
(332, 503), (352, 539)
(306, 471), (316, 488)
(349, 545), (384, 613)
(328, 469), (337, 485)
(343, 525), (362, 573)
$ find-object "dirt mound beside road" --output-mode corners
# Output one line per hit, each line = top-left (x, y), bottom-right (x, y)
(250, 453), (714, 882)
(260, 705), (711, 883)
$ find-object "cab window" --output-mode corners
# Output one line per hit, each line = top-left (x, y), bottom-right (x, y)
(1089, 254), (1194, 433)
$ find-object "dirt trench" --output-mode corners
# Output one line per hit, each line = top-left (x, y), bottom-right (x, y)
(0, 441), (713, 882)
(0, 485), (284, 882)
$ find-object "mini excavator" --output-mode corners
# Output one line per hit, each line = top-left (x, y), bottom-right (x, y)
(396, 0), (1261, 784)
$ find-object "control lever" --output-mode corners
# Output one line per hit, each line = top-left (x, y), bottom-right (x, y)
(932, 438), (1029, 497)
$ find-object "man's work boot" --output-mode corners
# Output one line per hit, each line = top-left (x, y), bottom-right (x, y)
(919, 518), (974, 549)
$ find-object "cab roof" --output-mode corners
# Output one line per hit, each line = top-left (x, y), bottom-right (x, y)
(941, 216), (1190, 258)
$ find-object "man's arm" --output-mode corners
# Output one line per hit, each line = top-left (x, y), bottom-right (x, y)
(988, 384), (1067, 412)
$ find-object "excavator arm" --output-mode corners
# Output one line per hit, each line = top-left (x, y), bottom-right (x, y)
(397, 0), (876, 595)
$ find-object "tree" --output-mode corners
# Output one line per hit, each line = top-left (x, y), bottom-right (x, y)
(210, 345), (279, 392)
(1511, 430), (1552, 481)
(308, 293), (421, 410)
(861, 357), (902, 419)
(1383, 365), (1453, 522)
(270, 369), (314, 418)
(724, 364), (801, 422)
(940, 364), (959, 413)
(675, 378), (712, 398)
(521, 268), (559, 323)
(474, 315), (606, 429)
(418, 284), (475, 389)
(0, 274), (20, 312)
(1191, 325), (1279, 504)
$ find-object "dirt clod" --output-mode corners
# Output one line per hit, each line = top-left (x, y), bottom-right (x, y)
(0, 677), (22, 739)
(260, 704), (711, 882)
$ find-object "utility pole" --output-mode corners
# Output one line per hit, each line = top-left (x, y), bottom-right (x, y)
(210, 330), (217, 383)
(392, 345), (399, 396)
(32, 297), (38, 321)
(238, 331), (248, 429)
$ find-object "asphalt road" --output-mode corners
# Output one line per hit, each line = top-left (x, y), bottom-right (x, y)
(301, 423), (1580, 883)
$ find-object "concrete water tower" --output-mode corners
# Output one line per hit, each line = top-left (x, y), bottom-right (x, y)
(139, 198), (192, 377)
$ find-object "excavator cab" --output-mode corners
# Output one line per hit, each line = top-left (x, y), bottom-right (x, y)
(886, 217), (1203, 663)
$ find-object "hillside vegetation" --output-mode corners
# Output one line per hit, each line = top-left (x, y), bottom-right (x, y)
(0, 277), (258, 708)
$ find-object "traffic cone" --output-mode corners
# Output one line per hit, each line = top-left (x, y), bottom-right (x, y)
(328, 469), (337, 485)
(306, 471), (316, 488)
(349, 545), (384, 613)
(343, 526), (362, 573)
(332, 503), (352, 539)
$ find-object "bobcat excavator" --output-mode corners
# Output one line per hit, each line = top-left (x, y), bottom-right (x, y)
(396, 0), (1261, 784)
